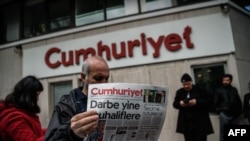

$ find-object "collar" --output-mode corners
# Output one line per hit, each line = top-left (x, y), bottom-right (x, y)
(76, 87), (87, 101)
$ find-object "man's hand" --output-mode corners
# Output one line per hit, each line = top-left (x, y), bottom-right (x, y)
(188, 99), (197, 106)
(180, 99), (197, 107)
(70, 110), (99, 138)
(180, 100), (189, 107)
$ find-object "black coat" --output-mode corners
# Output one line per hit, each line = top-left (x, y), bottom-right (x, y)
(243, 93), (250, 119)
(173, 85), (214, 135)
(44, 87), (85, 141)
(214, 85), (242, 117)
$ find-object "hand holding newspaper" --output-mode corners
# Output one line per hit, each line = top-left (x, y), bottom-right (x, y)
(87, 83), (168, 141)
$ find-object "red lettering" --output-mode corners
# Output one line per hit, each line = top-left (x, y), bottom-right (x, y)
(44, 26), (195, 69)
(61, 51), (74, 66)
(165, 34), (182, 51)
(147, 36), (164, 58)
(112, 42), (126, 59)
(91, 88), (98, 95)
(45, 47), (61, 68)
(128, 40), (140, 57)
(141, 33), (147, 55)
(183, 26), (194, 48)
(97, 41), (111, 60)
(75, 48), (96, 65)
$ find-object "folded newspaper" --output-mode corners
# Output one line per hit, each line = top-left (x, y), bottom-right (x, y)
(87, 83), (168, 141)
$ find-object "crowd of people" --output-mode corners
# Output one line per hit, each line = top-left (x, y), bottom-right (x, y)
(173, 73), (246, 141)
(0, 56), (249, 141)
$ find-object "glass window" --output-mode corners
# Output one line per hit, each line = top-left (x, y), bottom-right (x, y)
(106, 0), (139, 19)
(0, 1), (20, 43)
(177, 0), (208, 6)
(48, 0), (72, 31)
(140, 0), (173, 12)
(24, 0), (46, 38)
(231, 0), (250, 12)
(51, 81), (72, 106)
(76, 0), (104, 26)
(192, 63), (225, 113)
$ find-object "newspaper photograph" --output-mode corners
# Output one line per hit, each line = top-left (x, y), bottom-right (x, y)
(87, 83), (168, 141)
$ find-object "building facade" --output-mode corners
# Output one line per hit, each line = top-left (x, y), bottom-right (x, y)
(1, 0), (250, 140)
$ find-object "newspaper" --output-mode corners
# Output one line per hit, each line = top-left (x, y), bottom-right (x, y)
(87, 83), (168, 141)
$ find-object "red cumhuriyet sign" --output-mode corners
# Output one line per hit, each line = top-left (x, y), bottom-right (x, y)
(45, 26), (194, 69)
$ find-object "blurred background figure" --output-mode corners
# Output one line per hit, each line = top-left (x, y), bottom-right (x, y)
(0, 75), (46, 141)
(243, 82), (250, 124)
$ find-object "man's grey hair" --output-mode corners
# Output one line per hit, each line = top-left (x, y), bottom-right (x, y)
(81, 56), (107, 76)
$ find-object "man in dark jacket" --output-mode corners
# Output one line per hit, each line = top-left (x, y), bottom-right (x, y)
(173, 73), (214, 141)
(243, 82), (250, 123)
(214, 74), (242, 141)
(44, 56), (110, 141)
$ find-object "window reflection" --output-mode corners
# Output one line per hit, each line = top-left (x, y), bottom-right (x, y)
(106, 0), (139, 19)
(1, 1), (20, 43)
(140, 0), (174, 12)
(0, 0), (215, 45)
(48, 0), (71, 31)
(177, 0), (208, 5)
(76, 0), (104, 26)
(24, 0), (46, 38)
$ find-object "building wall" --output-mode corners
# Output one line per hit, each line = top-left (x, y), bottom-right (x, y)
(1, 4), (249, 141)
(230, 8), (250, 99)
(0, 47), (22, 99)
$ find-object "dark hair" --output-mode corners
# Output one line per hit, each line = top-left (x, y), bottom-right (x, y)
(181, 73), (192, 82)
(4, 76), (43, 114)
(222, 74), (233, 81)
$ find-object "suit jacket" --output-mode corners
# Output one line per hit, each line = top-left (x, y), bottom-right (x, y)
(173, 85), (214, 135)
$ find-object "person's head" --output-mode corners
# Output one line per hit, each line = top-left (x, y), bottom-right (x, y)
(4, 75), (43, 114)
(181, 73), (193, 91)
(222, 74), (233, 86)
(81, 56), (109, 95)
